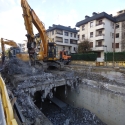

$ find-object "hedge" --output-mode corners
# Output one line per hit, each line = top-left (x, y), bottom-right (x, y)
(71, 53), (97, 61)
(104, 52), (125, 61)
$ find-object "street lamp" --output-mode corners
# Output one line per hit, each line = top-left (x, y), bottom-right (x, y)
(103, 45), (107, 66)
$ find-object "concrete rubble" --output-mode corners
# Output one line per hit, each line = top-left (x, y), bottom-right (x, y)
(0, 58), (114, 125)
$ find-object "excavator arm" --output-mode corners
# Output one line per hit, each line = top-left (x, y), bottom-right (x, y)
(21, 0), (48, 63)
(1, 38), (18, 54)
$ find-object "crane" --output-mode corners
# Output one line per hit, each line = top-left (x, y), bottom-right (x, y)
(21, 0), (64, 69)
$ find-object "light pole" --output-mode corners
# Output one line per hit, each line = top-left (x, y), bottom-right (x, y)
(103, 45), (107, 66)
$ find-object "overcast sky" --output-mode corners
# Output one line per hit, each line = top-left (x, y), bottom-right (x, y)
(0, 0), (125, 43)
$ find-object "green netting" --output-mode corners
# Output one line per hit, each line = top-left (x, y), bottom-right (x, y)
(104, 52), (125, 61)
(71, 53), (97, 61)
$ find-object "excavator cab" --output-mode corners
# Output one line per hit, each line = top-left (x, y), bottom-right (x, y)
(48, 42), (56, 59)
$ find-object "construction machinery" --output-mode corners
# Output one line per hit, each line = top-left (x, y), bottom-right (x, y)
(21, 0), (64, 69)
(1, 38), (29, 61)
(0, 76), (18, 125)
(59, 50), (71, 65)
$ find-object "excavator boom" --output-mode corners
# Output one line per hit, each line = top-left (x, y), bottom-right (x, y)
(21, 0), (64, 69)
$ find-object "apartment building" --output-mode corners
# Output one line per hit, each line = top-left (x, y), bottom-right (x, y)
(114, 10), (125, 52)
(76, 12), (116, 61)
(76, 10), (125, 61)
(46, 24), (78, 56)
(18, 40), (27, 52)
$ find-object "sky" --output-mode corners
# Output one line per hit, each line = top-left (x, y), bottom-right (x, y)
(0, 0), (125, 43)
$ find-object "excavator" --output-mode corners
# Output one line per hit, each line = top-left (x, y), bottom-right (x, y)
(1, 38), (29, 61)
(21, 0), (64, 69)
(59, 50), (71, 65)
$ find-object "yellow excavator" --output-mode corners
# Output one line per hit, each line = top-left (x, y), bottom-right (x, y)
(0, 76), (18, 125)
(1, 38), (29, 61)
(21, 0), (64, 69)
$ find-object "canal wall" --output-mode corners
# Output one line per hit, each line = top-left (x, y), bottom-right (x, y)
(56, 80), (125, 125)
(71, 60), (125, 67)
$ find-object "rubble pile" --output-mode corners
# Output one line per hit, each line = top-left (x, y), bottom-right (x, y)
(1, 58), (109, 125)
(74, 70), (125, 87)
(42, 101), (107, 125)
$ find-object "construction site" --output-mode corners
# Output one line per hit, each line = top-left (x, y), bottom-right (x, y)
(0, 0), (125, 125)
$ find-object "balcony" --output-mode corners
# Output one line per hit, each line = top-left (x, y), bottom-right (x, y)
(96, 22), (105, 30)
(70, 39), (77, 44)
(56, 32), (63, 35)
(55, 40), (63, 43)
(95, 34), (105, 40)
(93, 45), (104, 51)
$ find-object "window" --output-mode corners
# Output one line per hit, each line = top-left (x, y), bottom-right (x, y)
(116, 43), (119, 48)
(116, 24), (119, 29)
(82, 25), (85, 30)
(97, 41), (102, 47)
(112, 33), (114, 38)
(99, 20), (102, 24)
(90, 22), (93, 27)
(111, 22), (114, 28)
(74, 34), (76, 38)
(116, 33), (119, 38)
(82, 34), (85, 40)
(90, 42), (93, 47)
(99, 30), (102, 35)
(64, 39), (68, 43)
(90, 32), (93, 37)
(74, 47), (76, 51)
(78, 35), (79, 39)
(64, 32), (68, 36)
(70, 33), (72, 37)
(56, 30), (63, 35)
(52, 30), (54, 35)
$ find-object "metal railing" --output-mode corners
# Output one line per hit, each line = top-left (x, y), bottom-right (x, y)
(96, 34), (105, 37)
(96, 22), (105, 26)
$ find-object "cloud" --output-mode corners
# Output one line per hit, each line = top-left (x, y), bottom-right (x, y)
(0, 6), (26, 43)
(108, 8), (121, 16)
(42, 0), (46, 3)
(54, 9), (78, 28)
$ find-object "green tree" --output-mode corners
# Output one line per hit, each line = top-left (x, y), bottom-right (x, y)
(78, 39), (91, 53)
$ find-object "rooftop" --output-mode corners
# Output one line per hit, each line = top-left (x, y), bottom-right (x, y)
(46, 24), (78, 33)
(76, 12), (116, 27)
(115, 12), (125, 22)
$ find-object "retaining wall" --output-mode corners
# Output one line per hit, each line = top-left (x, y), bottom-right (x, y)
(56, 81), (125, 125)
(71, 60), (125, 67)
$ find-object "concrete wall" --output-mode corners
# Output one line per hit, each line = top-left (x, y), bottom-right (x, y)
(56, 82), (125, 125)
(71, 60), (125, 68)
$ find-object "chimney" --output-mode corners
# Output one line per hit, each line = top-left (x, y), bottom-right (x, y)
(92, 12), (97, 16)
(73, 28), (76, 30)
(49, 26), (52, 29)
(53, 24), (56, 27)
(68, 26), (71, 28)
(110, 14), (112, 17)
(85, 15), (90, 19)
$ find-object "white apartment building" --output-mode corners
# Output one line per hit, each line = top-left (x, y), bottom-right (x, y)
(18, 40), (28, 52)
(76, 12), (116, 62)
(46, 24), (78, 55)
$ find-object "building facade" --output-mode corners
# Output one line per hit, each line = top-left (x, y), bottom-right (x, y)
(76, 10), (125, 61)
(46, 24), (78, 57)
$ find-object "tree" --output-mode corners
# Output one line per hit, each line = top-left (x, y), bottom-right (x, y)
(78, 39), (91, 53)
